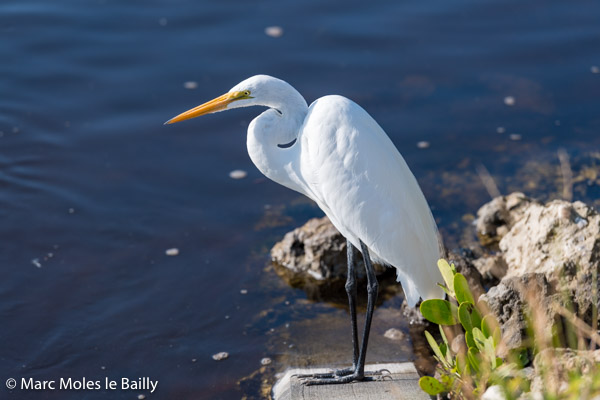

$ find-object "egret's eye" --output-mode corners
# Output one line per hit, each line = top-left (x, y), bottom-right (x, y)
(244, 91), (251, 96)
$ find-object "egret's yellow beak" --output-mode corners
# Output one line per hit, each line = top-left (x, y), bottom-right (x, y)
(165, 91), (251, 125)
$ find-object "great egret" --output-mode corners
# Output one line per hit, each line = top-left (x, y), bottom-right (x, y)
(166, 75), (444, 385)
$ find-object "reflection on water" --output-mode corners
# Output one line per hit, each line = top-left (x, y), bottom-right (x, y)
(1, 0), (599, 398)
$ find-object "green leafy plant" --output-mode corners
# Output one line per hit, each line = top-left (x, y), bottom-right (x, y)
(417, 259), (600, 399)
(418, 259), (518, 398)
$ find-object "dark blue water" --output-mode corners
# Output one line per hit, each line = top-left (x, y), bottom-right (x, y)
(1, 0), (599, 398)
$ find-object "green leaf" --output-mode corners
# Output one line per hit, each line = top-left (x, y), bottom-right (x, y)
(484, 337), (497, 368)
(465, 331), (476, 348)
(473, 325), (497, 369)
(471, 307), (483, 331)
(482, 315), (501, 346)
(467, 347), (480, 373)
(472, 328), (487, 352)
(438, 326), (455, 365)
(439, 324), (449, 347)
(439, 343), (449, 360)
(458, 302), (474, 332)
(495, 357), (503, 368)
(439, 373), (454, 388)
(425, 330), (450, 369)
(437, 259), (456, 296)
(418, 376), (447, 395)
(420, 299), (459, 325)
(453, 273), (475, 305)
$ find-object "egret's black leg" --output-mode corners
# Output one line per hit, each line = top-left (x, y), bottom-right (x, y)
(299, 240), (380, 385)
(296, 240), (359, 379)
(355, 240), (379, 377)
(346, 239), (360, 369)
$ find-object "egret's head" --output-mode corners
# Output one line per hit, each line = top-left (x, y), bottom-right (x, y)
(164, 75), (287, 125)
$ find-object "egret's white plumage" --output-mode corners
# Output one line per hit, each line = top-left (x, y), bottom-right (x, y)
(167, 75), (443, 307)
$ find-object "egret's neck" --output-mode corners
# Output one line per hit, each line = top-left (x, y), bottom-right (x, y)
(246, 92), (308, 195)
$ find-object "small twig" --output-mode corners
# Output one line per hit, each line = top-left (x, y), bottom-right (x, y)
(557, 148), (573, 201)
(476, 164), (501, 199)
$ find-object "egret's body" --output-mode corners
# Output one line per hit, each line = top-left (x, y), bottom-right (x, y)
(167, 75), (444, 384)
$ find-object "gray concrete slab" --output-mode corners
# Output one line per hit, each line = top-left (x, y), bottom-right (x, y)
(272, 362), (430, 400)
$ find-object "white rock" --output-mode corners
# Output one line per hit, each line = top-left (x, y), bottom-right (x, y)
(212, 352), (229, 361)
(229, 169), (247, 179)
(482, 385), (507, 400)
(265, 26), (284, 38)
(261, 357), (272, 365)
(575, 216), (588, 228)
(504, 96), (516, 106)
(499, 199), (600, 287)
(165, 248), (179, 256)
(383, 328), (405, 340)
(509, 133), (521, 141)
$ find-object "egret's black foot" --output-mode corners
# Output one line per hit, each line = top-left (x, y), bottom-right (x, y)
(301, 372), (364, 385)
(295, 366), (354, 379)
(297, 368), (392, 385)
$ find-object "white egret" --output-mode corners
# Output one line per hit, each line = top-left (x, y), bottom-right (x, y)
(166, 75), (444, 384)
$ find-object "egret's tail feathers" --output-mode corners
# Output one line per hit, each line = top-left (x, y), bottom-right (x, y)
(395, 261), (445, 308)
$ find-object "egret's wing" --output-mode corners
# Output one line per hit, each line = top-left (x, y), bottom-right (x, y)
(298, 95), (444, 306)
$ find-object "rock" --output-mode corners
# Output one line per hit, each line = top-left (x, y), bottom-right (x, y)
(479, 274), (559, 354)
(384, 328), (405, 341)
(499, 199), (600, 320)
(475, 192), (533, 245)
(474, 194), (600, 352)
(482, 385), (507, 400)
(271, 217), (354, 282)
(472, 254), (507, 282)
(212, 352), (229, 361)
(229, 169), (248, 179)
(165, 248), (179, 256)
(261, 357), (272, 366)
(271, 216), (390, 301)
(264, 26), (284, 38)
(401, 299), (431, 326)
(530, 348), (600, 396)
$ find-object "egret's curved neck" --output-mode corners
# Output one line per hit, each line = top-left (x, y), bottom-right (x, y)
(246, 89), (308, 194)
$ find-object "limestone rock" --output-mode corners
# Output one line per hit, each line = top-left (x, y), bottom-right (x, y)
(271, 216), (352, 282)
(472, 254), (507, 282)
(475, 194), (600, 350)
(475, 192), (533, 245)
(270, 216), (389, 301)
(499, 199), (600, 319)
(479, 274), (559, 354)
(530, 348), (600, 396)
